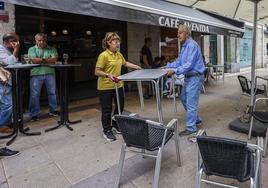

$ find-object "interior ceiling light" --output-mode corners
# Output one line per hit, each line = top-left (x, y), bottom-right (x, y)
(51, 31), (57, 36)
(62, 29), (68, 35)
(86, 30), (92, 35)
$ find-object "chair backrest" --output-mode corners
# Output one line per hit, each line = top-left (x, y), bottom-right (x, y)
(114, 115), (168, 151)
(237, 75), (250, 94)
(197, 136), (254, 182)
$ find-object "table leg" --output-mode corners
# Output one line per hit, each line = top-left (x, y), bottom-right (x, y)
(17, 70), (41, 136)
(152, 79), (163, 123)
(137, 81), (144, 111)
(45, 67), (81, 132)
(115, 83), (121, 115)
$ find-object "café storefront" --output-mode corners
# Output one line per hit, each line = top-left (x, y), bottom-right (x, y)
(4, 0), (245, 101)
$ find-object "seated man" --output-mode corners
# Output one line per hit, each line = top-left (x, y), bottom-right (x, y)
(0, 33), (20, 132)
(28, 33), (59, 121)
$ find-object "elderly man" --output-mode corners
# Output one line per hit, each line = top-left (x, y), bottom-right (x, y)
(0, 33), (20, 157)
(167, 25), (205, 136)
(0, 33), (19, 132)
(28, 33), (59, 121)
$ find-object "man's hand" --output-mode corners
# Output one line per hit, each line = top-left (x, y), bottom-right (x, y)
(11, 41), (20, 58)
(166, 69), (175, 76)
(11, 41), (20, 50)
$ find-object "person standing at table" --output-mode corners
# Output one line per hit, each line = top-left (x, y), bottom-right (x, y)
(0, 33), (20, 157)
(0, 33), (20, 133)
(95, 32), (141, 142)
(166, 25), (205, 136)
(28, 33), (59, 121)
(140, 37), (153, 99)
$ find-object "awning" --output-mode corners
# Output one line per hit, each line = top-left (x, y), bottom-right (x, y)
(6, 0), (245, 37)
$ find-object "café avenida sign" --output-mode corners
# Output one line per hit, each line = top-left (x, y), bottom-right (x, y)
(158, 16), (210, 33)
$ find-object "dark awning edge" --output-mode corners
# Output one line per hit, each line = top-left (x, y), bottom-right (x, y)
(5, 0), (245, 37)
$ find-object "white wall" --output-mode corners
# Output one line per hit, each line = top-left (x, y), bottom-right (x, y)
(0, 3), (15, 44)
(127, 23), (160, 65)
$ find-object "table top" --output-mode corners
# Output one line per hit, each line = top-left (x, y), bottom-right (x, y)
(118, 69), (167, 81)
(48, 64), (81, 68)
(5, 63), (40, 69)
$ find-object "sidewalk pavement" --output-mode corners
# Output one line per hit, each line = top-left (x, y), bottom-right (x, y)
(1, 68), (268, 188)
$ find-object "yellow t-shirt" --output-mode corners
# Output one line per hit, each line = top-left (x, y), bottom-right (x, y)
(96, 49), (126, 90)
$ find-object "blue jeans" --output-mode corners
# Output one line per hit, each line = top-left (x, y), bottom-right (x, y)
(29, 74), (58, 117)
(180, 75), (204, 132)
(0, 83), (12, 127)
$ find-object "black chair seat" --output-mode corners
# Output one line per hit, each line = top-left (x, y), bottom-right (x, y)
(252, 111), (268, 124)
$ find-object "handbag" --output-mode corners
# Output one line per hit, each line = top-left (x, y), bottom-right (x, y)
(0, 67), (10, 83)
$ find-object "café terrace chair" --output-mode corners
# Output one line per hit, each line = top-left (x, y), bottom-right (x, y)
(249, 98), (268, 156)
(196, 131), (263, 188)
(236, 75), (266, 111)
(113, 115), (181, 188)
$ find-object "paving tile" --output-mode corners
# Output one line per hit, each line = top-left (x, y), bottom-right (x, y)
(0, 161), (7, 187)
(55, 152), (111, 185)
(2, 145), (52, 178)
(0, 183), (8, 188)
(8, 163), (71, 188)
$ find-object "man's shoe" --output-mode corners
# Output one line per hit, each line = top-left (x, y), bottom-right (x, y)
(179, 130), (197, 136)
(196, 120), (202, 127)
(31, 116), (40, 121)
(49, 111), (60, 117)
(0, 126), (13, 133)
(103, 130), (116, 142)
(0, 147), (20, 157)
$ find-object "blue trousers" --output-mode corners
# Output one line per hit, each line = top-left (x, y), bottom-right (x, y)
(0, 83), (12, 127)
(29, 74), (58, 117)
(180, 75), (204, 132)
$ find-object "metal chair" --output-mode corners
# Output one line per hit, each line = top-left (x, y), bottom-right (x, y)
(249, 98), (268, 156)
(196, 132), (263, 188)
(236, 75), (266, 111)
(113, 115), (181, 188)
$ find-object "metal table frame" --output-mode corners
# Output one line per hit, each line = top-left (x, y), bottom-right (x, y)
(44, 64), (82, 132)
(115, 69), (167, 123)
(0, 64), (41, 145)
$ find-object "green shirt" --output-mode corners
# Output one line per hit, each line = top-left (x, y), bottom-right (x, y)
(28, 45), (58, 76)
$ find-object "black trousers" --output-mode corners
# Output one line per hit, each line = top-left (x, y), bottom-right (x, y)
(99, 88), (124, 132)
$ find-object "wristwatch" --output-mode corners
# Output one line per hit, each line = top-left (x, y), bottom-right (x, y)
(42, 58), (45, 63)
(105, 73), (108, 78)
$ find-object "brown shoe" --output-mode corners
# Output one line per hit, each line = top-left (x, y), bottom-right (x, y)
(0, 126), (13, 133)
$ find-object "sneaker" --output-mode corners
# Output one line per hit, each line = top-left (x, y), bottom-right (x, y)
(103, 130), (116, 142)
(0, 147), (20, 158)
(49, 111), (60, 117)
(179, 130), (197, 136)
(167, 93), (178, 98)
(31, 116), (40, 121)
